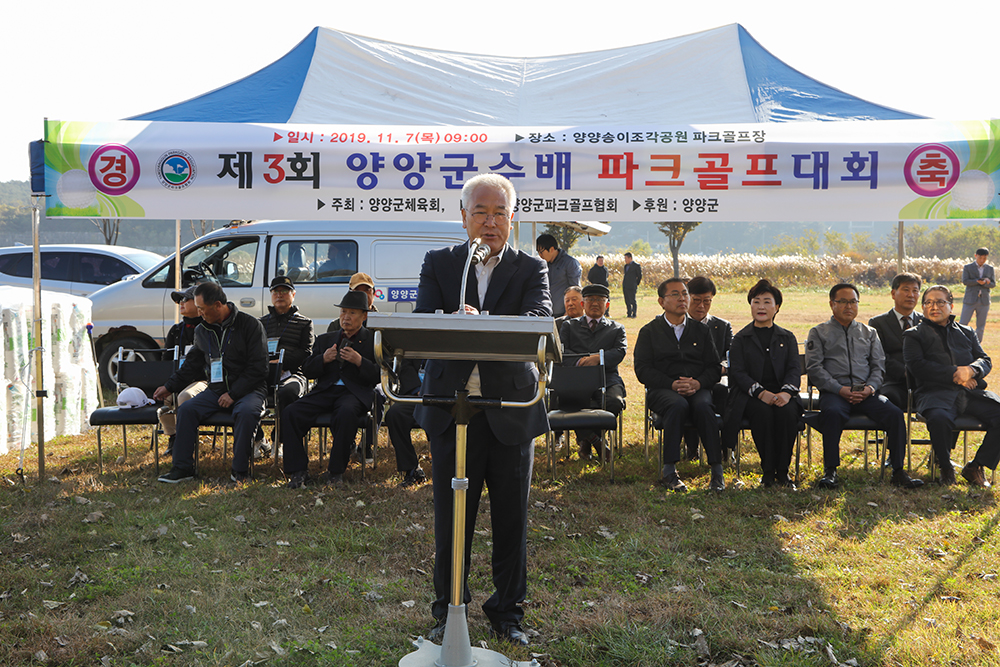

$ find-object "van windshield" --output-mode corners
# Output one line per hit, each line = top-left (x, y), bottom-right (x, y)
(144, 237), (259, 288)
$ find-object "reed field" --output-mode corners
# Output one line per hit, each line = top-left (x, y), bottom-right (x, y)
(2, 279), (1000, 667)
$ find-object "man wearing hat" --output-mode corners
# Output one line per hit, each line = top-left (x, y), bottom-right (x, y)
(157, 285), (206, 456)
(281, 290), (379, 488)
(327, 272), (379, 332)
(558, 283), (628, 460)
(255, 276), (314, 456)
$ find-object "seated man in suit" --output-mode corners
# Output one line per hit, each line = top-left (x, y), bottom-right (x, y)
(634, 277), (725, 492)
(414, 173), (549, 647)
(806, 283), (923, 489)
(281, 290), (379, 488)
(868, 272), (922, 410)
(554, 285), (584, 329)
(903, 285), (1000, 487)
(384, 357), (428, 487)
(684, 276), (732, 461)
(558, 283), (627, 460)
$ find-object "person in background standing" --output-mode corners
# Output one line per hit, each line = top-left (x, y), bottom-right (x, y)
(622, 252), (642, 318)
(960, 248), (995, 342)
(536, 233), (581, 318)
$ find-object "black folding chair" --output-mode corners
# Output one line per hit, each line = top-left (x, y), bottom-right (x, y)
(89, 347), (177, 474)
(546, 358), (620, 480)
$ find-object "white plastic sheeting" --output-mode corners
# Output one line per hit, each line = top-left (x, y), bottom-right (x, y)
(0, 286), (98, 455)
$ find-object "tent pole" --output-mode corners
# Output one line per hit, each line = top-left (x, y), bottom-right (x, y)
(897, 221), (904, 274)
(175, 220), (182, 324)
(30, 196), (45, 482)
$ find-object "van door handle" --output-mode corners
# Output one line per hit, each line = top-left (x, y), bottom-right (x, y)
(240, 298), (256, 307)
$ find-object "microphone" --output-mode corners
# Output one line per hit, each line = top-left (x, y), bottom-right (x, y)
(469, 238), (491, 266)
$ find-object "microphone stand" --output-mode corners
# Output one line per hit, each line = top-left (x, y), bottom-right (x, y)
(458, 237), (488, 316)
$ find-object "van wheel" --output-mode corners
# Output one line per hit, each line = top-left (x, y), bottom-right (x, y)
(97, 337), (154, 389)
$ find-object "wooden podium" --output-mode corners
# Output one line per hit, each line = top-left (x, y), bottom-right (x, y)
(369, 311), (560, 667)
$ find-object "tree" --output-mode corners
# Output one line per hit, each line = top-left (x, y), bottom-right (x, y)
(190, 219), (216, 239)
(655, 222), (701, 278)
(757, 229), (820, 256)
(541, 223), (583, 253)
(824, 230), (848, 255)
(90, 218), (120, 245)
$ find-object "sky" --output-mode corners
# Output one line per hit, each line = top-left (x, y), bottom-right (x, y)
(1, 0), (995, 185)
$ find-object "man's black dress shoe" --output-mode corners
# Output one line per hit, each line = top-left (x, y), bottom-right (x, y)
(426, 618), (446, 643)
(890, 468), (924, 489)
(659, 471), (687, 492)
(491, 622), (529, 646)
(817, 469), (838, 489)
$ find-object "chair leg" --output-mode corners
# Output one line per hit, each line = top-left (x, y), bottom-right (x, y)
(97, 427), (103, 475)
(609, 431), (615, 483)
(864, 429), (869, 472)
(122, 424), (128, 462)
(806, 426), (812, 468)
(644, 407), (650, 463)
(794, 431), (801, 484)
(151, 428), (159, 477)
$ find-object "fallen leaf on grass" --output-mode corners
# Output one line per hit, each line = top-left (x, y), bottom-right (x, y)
(634, 572), (654, 586)
(253, 601), (270, 607)
(34, 650), (48, 662)
(233, 515), (246, 524)
(975, 636), (997, 651)
(74, 496), (90, 505)
(402, 600), (415, 608)
(67, 568), (89, 587)
(867, 502), (878, 508)
(112, 610), (135, 624)
(83, 511), (104, 523)
(161, 644), (183, 654)
(270, 641), (286, 655)
(596, 526), (617, 540)
(276, 541), (291, 547)
(42, 600), (65, 610)
(273, 618), (289, 628)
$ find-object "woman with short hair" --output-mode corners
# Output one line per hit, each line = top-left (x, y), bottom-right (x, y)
(723, 279), (803, 488)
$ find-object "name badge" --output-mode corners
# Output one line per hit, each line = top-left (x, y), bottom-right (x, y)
(210, 357), (223, 383)
(267, 338), (279, 355)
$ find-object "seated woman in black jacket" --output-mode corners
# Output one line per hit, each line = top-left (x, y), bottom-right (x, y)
(723, 279), (802, 488)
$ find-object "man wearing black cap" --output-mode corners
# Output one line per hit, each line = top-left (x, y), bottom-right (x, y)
(281, 290), (379, 488)
(256, 276), (314, 456)
(157, 285), (206, 456)
(558, 283), (627, 460)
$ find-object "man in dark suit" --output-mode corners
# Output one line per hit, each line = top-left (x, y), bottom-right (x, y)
(414, 173), (550, 647)
(868, 272), (922, 410)
(587, 255), (609, 288)
(383, 357), (427, 487)
(280, 290), (379, 488)
(558, 283), (627, 460)
(634, 277), (725, 492)
(684, 276), (732, 460)
(960, 248), (995, 342)
(904, 285), (1000, 487)
(622, 252), (642, 318)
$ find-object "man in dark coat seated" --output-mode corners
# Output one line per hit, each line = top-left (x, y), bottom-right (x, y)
(558, 283), (627, 460)
(383, 357), (428, 487)
(414, 173), (550, 647)
(634, 277), (725, 492)
(903, 285), (1000, 487)
(281, 290), (379, 488)
(868, 272), (922, 410)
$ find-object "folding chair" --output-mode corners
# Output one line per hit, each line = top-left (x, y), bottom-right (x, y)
(546, 357), (619, 480)
(89, 347), (177, 474)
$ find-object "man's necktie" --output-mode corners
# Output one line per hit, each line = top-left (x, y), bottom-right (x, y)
(589, 319), (597, 332)
(902, 316), (911, 330)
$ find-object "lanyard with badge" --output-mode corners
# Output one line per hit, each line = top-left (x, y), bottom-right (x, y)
(267, 316), (294, 356)
(210, 327), (232, 384)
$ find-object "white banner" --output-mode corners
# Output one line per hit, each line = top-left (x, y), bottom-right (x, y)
(43, 118), (999, 223)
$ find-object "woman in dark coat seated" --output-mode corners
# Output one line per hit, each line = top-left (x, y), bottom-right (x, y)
(723, 279), (803, 488)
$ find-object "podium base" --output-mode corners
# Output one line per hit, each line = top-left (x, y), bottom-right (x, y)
(398, 605), (538, 667)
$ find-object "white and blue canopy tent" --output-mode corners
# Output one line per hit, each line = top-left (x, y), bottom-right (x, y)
(112, 23), (930, 248)
(131, 23), (921, 126)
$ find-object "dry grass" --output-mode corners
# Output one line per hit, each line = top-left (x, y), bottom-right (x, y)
(3, 286), (1000, 666)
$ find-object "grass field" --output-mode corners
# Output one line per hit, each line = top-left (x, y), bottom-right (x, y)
(3, 284), (1000, 666)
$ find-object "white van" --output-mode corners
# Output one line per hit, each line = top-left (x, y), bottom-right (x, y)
(88, 220), (467, 386)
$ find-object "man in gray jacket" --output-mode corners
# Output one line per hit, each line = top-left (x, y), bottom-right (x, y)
(806, 283), (923, 489)
(959, 248), (995, 342)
